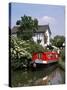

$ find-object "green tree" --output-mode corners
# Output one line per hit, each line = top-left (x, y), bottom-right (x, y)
(16, 15), (38, 40)
(50, 35), (65, 48)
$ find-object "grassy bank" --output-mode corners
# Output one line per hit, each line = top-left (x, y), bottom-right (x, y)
(58, 48), (65, 70)
(58, 59), (65, 70)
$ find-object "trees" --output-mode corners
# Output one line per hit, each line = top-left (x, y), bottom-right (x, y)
(50, 35), (65, 48)
(16, 15), (38, 40)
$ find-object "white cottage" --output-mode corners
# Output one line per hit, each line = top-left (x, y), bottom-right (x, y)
(11, 25), (51, 47)
(32, 25), (51, 47)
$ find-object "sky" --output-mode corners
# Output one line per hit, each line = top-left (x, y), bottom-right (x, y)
(10, 3), (65, 38)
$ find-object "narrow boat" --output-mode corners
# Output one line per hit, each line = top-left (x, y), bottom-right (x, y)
(31, 51), (59, 68)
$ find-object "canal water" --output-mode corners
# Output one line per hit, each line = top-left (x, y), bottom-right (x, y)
(11, 63), (65, 87)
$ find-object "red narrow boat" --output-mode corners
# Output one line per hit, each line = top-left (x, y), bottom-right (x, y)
(32, 51), (59, 65)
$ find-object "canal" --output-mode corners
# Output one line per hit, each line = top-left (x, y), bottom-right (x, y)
(11, 62), (65, 87)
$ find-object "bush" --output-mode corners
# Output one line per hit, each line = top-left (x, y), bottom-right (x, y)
(60, 48), (65, 61)
(10, 37), (46, 69)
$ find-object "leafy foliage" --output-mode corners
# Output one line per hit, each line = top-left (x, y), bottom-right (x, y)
(16, 15), (38, 40)
(50, 35), (65, 48)
(60, 48), (65, 61)
(11, 37), (45, 69)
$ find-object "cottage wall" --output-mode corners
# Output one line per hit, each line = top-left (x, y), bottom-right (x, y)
(45, 29), (50, 45)
(32, 29), (50, 47)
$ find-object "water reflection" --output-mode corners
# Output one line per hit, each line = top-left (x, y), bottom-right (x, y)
(11, 63), (65, 87)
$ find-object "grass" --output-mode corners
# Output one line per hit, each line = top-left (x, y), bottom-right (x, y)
(58, 58), (65, 70)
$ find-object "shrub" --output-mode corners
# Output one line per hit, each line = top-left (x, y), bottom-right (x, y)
(10, 36), (45, 69)
(60, 48), (65, 61)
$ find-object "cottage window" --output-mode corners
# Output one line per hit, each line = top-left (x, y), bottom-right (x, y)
(44, 33), (48, 44)
(37, 33), (42, 44)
